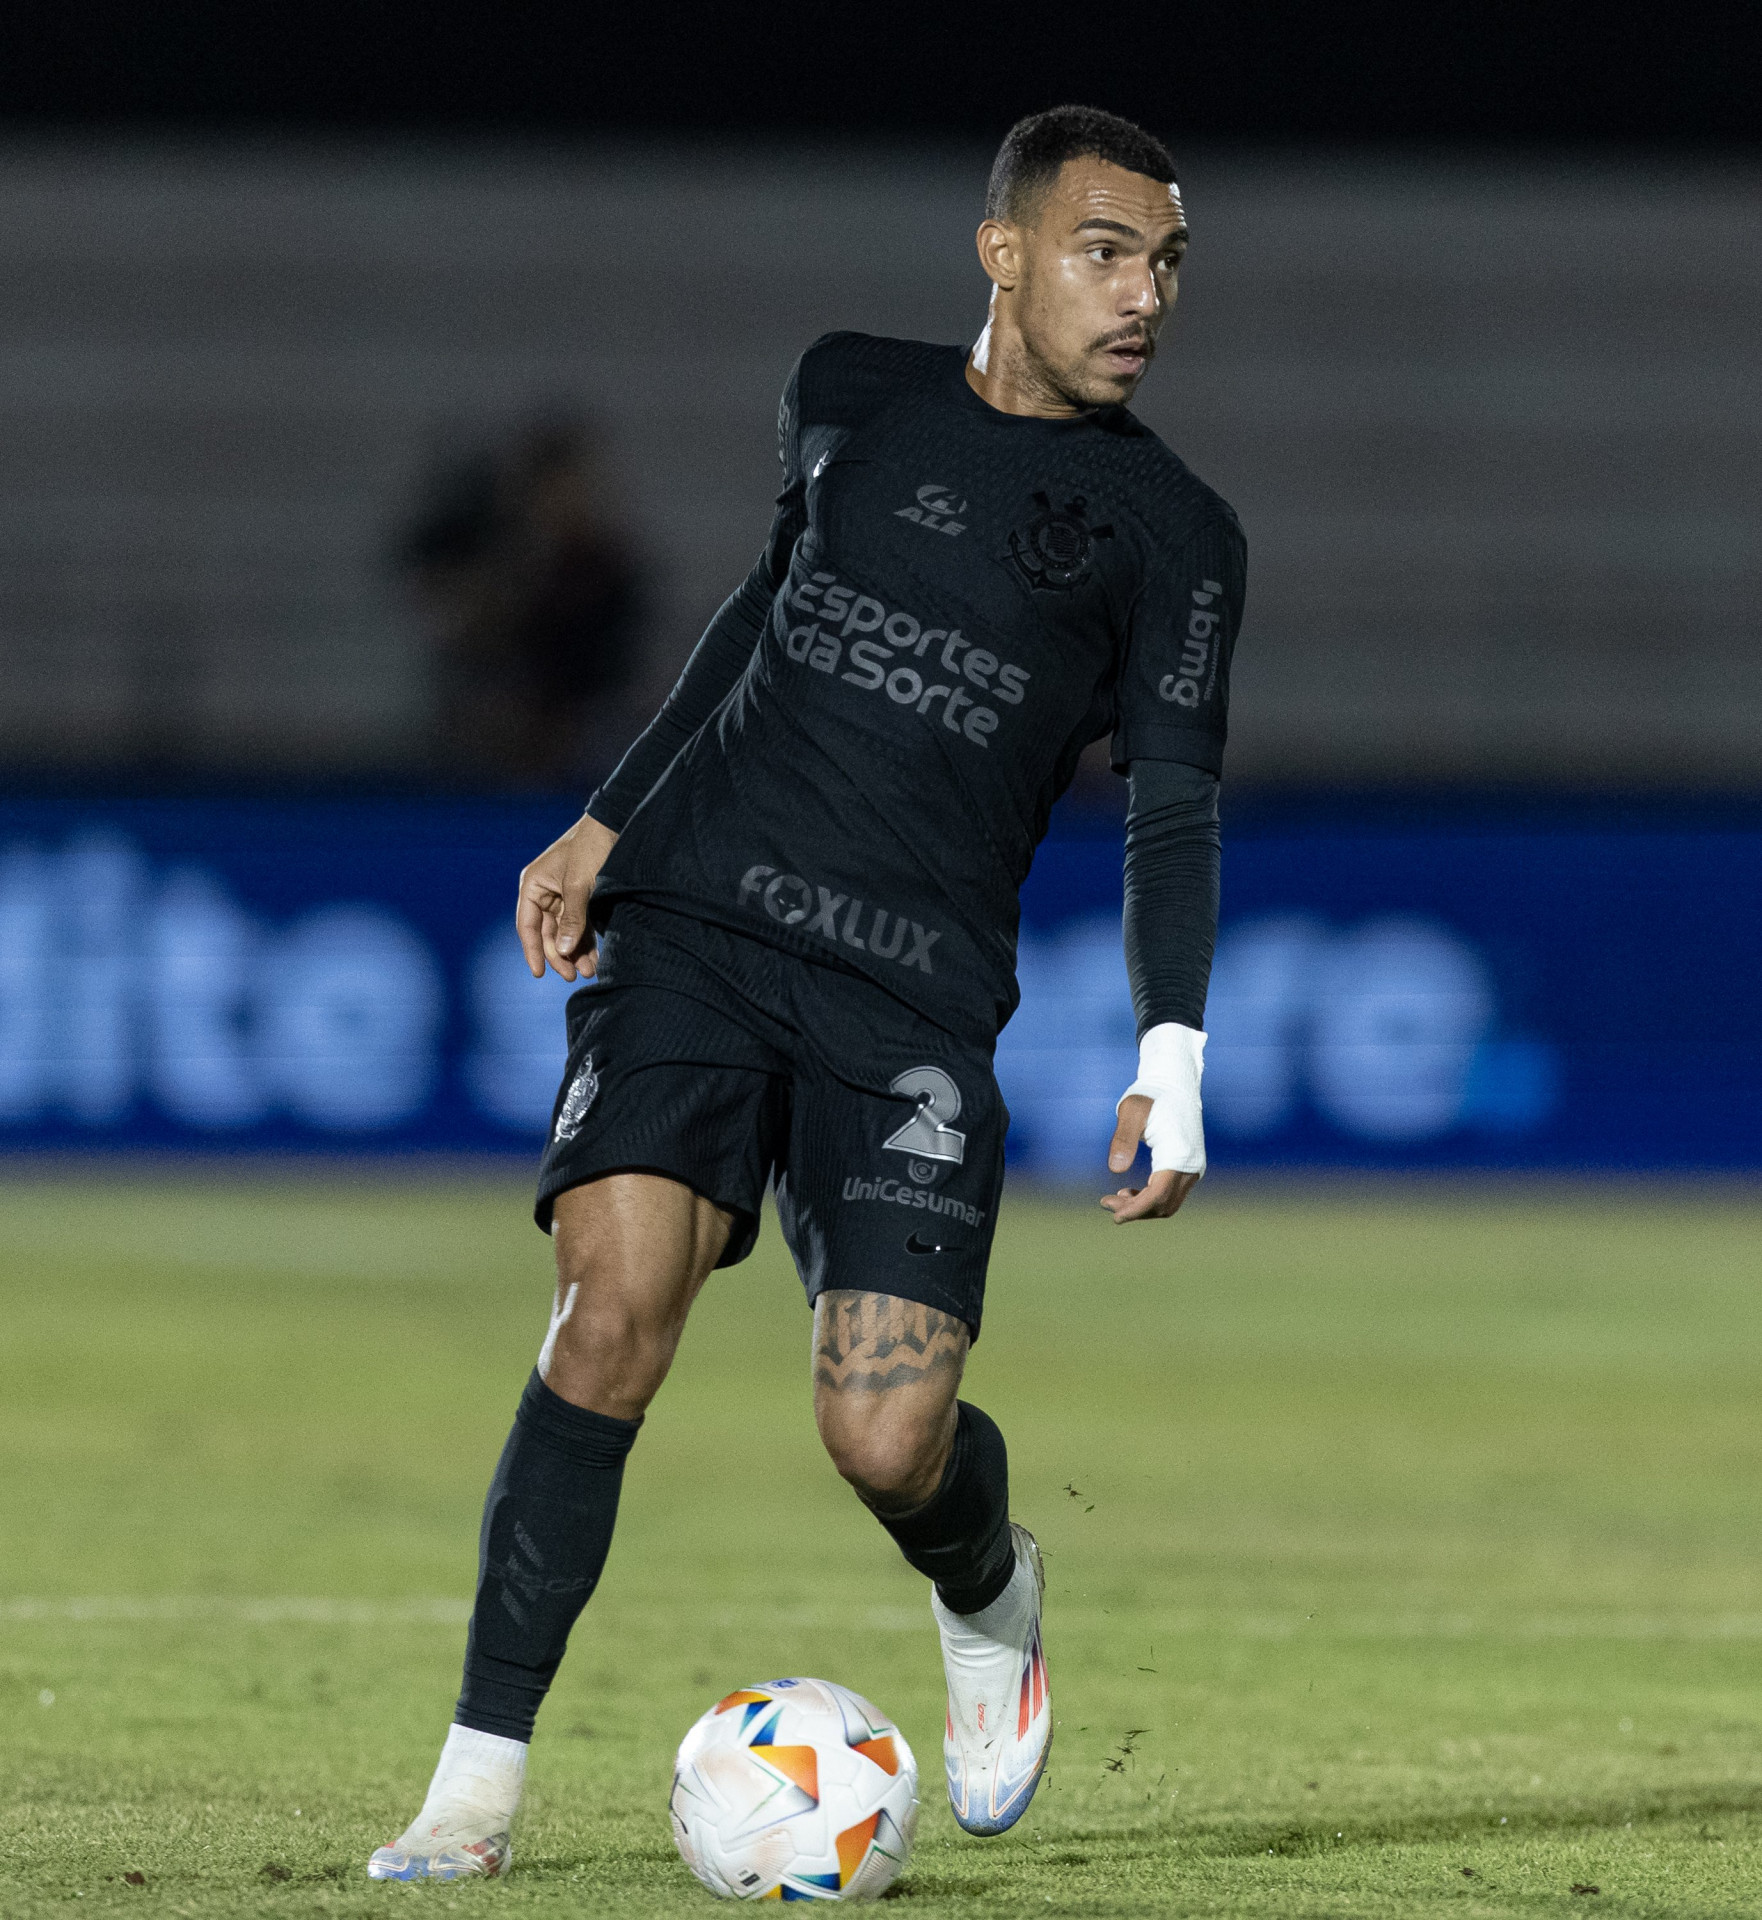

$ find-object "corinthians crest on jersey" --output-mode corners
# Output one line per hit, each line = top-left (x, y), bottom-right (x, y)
(1005, 491), (1114, 593)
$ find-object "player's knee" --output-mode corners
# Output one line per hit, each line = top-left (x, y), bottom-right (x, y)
(541, 1288), (676, 1418)
(552, 1290), (651, 1366)
(816, 1400), (950, 1513)
(554, 1225), (677, 1328)
(543, 1247), (684, 1413)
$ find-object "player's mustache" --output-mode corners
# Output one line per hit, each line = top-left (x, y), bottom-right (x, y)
(1090, 326), (1156, 357)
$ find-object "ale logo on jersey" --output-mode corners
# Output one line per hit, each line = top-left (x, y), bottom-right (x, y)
(895, 483), (967, 536)
(1007, 491), (1113, 592)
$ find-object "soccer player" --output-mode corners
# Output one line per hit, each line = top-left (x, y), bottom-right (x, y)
(371, 104), (1244, 1880)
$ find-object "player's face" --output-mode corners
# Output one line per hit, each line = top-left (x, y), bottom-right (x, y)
(1015, 158), (1189, 407)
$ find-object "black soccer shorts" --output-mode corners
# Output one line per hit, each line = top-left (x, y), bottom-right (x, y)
(534, 902), (1006, 1336)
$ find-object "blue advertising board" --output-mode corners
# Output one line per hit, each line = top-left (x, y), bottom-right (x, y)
(1, 795), (1757, 1172)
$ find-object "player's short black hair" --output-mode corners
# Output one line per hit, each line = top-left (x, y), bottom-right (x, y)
(985, 106), (1177, 224)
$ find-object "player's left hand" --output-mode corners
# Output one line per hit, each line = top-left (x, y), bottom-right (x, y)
(1100, 1096), (1201, 1221)
(1098, 1023), (1207, 1223)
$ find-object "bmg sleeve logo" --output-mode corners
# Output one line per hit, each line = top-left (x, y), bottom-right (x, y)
(1158, 579), (1223, 709)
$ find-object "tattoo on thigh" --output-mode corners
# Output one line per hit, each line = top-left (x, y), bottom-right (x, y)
(813, 1291), (968, 1395)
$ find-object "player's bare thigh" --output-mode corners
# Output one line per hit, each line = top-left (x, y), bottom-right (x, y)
(542, 1173), (734, 1420)
(812, 1290), (970, 1511)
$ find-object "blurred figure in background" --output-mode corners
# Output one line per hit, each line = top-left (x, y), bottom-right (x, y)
(397, 412), (648, 789)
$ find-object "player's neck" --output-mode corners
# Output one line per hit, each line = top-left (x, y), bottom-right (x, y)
(965, 319), (1087, 421)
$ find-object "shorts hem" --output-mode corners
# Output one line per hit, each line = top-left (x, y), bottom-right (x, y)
(802, 1269), (984, 1343)
(534, 1161), (762, 1268)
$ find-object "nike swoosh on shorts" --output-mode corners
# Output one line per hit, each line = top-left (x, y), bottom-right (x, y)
(904, 1229), (959, 1255)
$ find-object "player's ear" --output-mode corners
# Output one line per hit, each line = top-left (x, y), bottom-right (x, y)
(976, 218), (1022, 292)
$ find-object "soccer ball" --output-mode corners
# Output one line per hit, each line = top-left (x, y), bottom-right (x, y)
(670, 1678), (918, 1901)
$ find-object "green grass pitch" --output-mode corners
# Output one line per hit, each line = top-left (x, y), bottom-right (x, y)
(3, 1174), (1761, 1917)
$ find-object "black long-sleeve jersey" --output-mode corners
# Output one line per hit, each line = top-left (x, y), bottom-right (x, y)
(590, 331), (1246, 1049)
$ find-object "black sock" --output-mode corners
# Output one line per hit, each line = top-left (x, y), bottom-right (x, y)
(868, 1401), (1015, 1616)
(454, 1370), (641, 1742)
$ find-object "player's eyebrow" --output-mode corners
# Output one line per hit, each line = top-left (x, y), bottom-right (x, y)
(1075, 218), (1190, 251)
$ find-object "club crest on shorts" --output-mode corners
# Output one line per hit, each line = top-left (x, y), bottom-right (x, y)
(882, 1066), (966, 1167)
(554, 1054), (600, 1143)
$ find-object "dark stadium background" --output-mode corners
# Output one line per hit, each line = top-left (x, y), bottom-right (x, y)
(2, 1), (1758, 1173)
(7, 1), (1759, 143)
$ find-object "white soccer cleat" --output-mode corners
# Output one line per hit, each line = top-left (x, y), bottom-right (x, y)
(932, 1521), (1051, 1835)
(366, 1824), (511, 1882)
(366, 1723), (526, 1881)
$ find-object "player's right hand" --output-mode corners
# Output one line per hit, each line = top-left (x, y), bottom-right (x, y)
(516, 810), (620, 982)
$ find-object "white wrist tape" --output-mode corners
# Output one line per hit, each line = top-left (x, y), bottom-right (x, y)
(1117, 1022), (1207, 1176)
